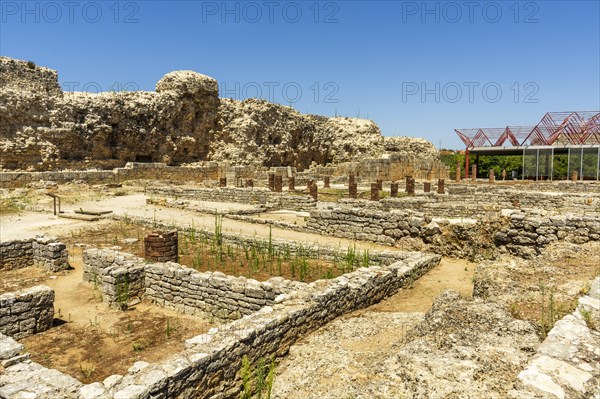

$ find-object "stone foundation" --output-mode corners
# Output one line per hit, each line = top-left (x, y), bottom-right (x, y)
(0, 286), (54, 340)
(147, 186), (316, 212)
(494, 210), (600, 258)
(0, 237), (69, 272)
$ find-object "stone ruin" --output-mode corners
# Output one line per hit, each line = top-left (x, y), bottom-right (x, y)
(0, 56), (442, 173)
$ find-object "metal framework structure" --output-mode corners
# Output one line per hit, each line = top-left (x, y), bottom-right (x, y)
(454, 111), (600, 180)
(455, 111), (600, 149)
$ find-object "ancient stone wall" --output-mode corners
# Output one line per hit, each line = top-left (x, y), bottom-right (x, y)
(381, 188), (600, 217)
(82, 249), (145, 309)
(147, 186), (316, 211)
(0, 162), (221, 188)
(0, 286), (54, 340)
(494, 210), (600, 258)
(2, 57), (411, 172)
(0, 237), (68, 272)
(144, 262), (298, 321)
(306, 206), (441, 245)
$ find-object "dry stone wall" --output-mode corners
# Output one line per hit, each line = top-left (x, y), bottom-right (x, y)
(0, 162), (220, 188)
(147, 186), (316, 211)
(379, 188), (599, 218)
(306, 206), (441, 245)
(0, 286), (54, 340)
(494, 210), (600, 258)
(0, 237), (68, 272)
(82, 249), (146, 309)
(83, 248), (300, 320)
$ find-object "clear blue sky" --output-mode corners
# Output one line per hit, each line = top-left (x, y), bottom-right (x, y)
(1, 0), (599, 149)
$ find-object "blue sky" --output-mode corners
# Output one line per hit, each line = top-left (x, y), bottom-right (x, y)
(1, 0), (599, 149)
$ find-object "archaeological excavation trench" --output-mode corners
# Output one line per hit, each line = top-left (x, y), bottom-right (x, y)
(1, 174), (599, 399)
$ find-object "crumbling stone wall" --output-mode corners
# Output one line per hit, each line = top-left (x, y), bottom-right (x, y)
(147, 186), (317, 211)
(381, 188), (600, 217)
(0, 237), (68, 272)
(0, 286), (54, 340)
(82, 249), (145, 309)
(1, 57), (406, 172)
(306, 206), (441, 245)
(0, 162), (221, 188)
(494, 210), (600, 258)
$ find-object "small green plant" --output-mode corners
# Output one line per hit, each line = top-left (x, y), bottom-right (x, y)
(241, 356), (252, 399)
(579, 308), (597, 330)
(115, 275), (130, 311)
(114, 190), (127, 196)
(132, 338), (149, 352)
(540, 284), (557, 338)
(214, 213), (223, 246)
(79, 363), (95, 378)
(26, 60), (36, 69)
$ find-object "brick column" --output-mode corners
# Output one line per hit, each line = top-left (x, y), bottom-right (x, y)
(323, 176), (330, 188)
(405, 176), (415, 196)
(571, 171), (578, 181)
(288, 177), (295, 191)
(376, 179), (383, 190)
(268, 173), (275, 191)
(245, 179), (254, 188)
(308, 180), (318, 201)
(219, 177), (227, 187)
(144, 231), (178, 263)
(349, 182), (358, 199)
(488, 169), (495, 184)
(437, 179), (445, 194)
(349, 173), (356, 186)
(390, 182), (398, 197)
(370, 183), (380, 201)
(274, 175), (283, 192)
(423, 182), (431, 193)
(455, 162), (461, 181)
(471, 165), (477, 182)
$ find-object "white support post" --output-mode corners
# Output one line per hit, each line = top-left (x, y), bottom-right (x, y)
(567, 148), (571, 181)
(550, 148), (554, 181)
(535, 149), (540, 181)
(580, 147), (584, 181)
(522, 148), (526, 181)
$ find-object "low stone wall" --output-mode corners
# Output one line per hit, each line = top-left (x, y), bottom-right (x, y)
(381, 187), (600, 217)
(0, 162), (220, 188)
(510, 276), (600, 398)
(147, 186), (316, 211)
(0, 237), (69, 272)
(145, 262), (300, 321)
(82, 249), (146, 309)
(0, 286), (54, 340)
(306, 206), (441, 246)
(448, 181), (600, 194)
(494, 210), (600, 258)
